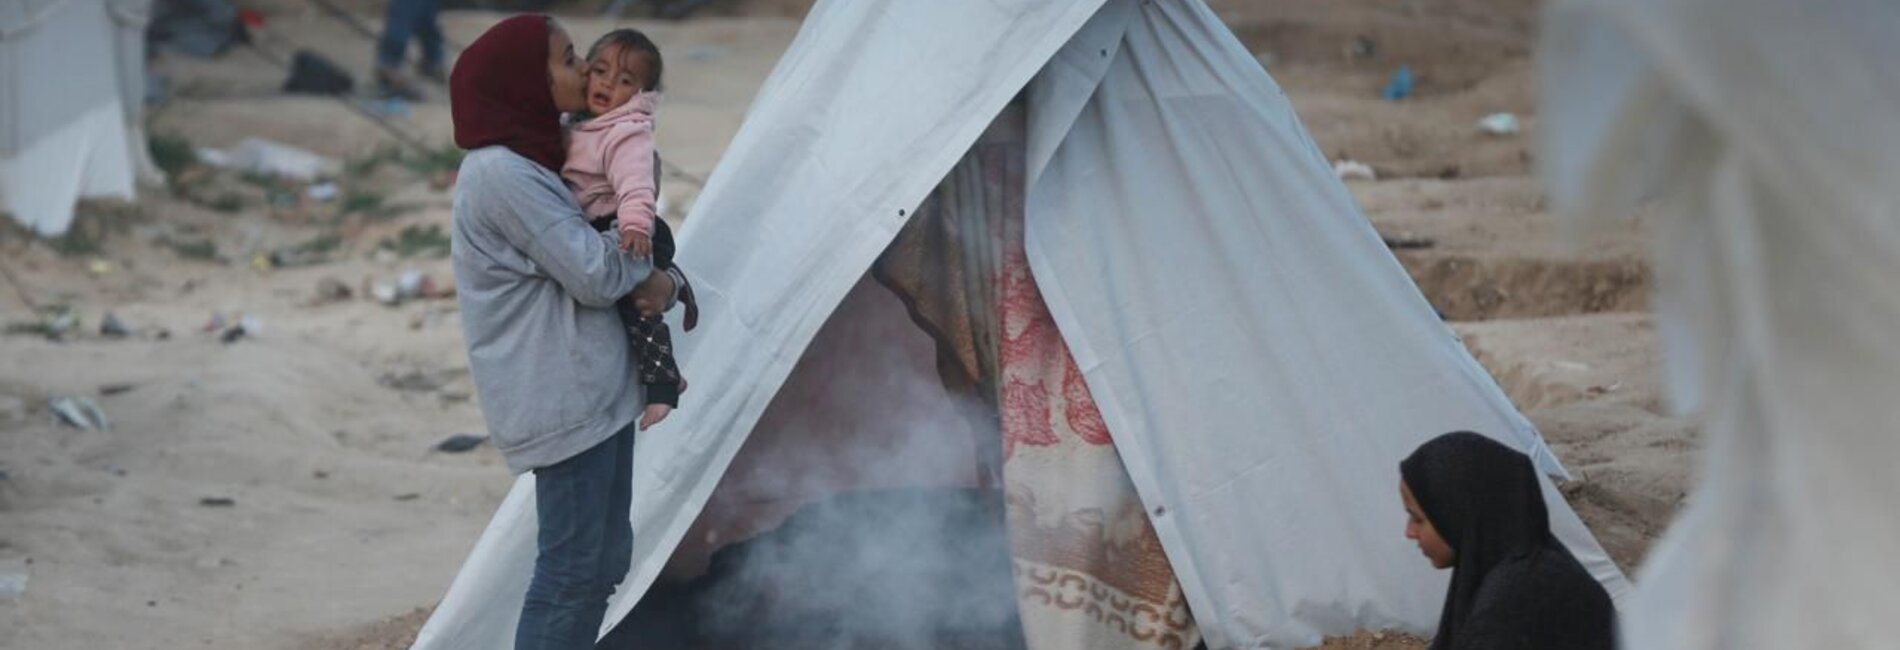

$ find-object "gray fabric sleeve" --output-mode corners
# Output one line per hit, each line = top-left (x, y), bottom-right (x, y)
(486, 158), (652, 307)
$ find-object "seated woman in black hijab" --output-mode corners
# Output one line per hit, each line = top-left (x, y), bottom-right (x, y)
(1399, 431), (1616, 650)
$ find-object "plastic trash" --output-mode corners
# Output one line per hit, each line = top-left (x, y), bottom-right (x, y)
(371, 282), (402, 306)
(397, 270), (427, 300)
(99, 312), (130, 338)
(306, 182), (339, 202)
(1477, 112), (1521, 136)
(49, 396), (110, 432)
(1382, 65), (1414, 101)
(220, 315), (262, 343)
(1382, 234), (1436, 250)
(197, 138), (339, 182)
(44, 308), (80, 340)
(283, 50), (355, 95)
(436, 434), (487, 453)
(1333, 159), (1378, 181)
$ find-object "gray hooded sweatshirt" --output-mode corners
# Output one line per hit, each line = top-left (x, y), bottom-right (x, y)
(450, 146), (650, 473)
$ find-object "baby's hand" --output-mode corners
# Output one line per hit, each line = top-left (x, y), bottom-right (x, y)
(639, 403), (672, 430)
(618, 229), (652, 257)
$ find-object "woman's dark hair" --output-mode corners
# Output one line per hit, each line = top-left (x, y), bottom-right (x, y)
(587, 28), (663, 92)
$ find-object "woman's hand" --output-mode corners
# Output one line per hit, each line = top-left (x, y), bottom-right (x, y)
(630, 267), (675, 317)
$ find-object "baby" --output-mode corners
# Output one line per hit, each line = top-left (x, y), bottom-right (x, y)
(561, 28), (696, 429)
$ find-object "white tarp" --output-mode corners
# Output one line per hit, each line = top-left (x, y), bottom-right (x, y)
(1540, 0), (1900, 648)
(415, 1), (1629, 648)
(0, 0), (156, 236)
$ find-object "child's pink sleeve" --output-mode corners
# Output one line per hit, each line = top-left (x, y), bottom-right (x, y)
(603, 121), (658, 238)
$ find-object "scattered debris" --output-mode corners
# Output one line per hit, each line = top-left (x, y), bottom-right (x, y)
(306, 182), (339, 202)
(282, 50), (355, 95)
(370, 281), (402, 306)
(270, 233), (343, 268)
(398, 270), (428, 300)
(370, 270), (451, 307)
(393, 493), (421, 502)
(312, 469), (330, 480)
(1382, 234), (1436, 250)
(1333, 159), (1378, 181)
(314, 277), (353, 304)
(220, 315), (262, 344)
(6, 306), (80, 341)
(1437, 164), (1464, 180)
(1586, 382), (1622, 396)
(198, 497), (236, 507)
(202, 312), (227, 333)
(88, 260), (116, 276)
(196, 138), (340, 182)
(99, 383), (138, 396)
(1349, 35), (1377, 60)
(194, 556), (228, 570)
(379, 370), (443, 392)
(99, 312), (131, 338)
(1477, 112), (1521, 136)
(1382, 65), (1414, 101)
(49, 396), (110, 432)
(435, 434), (486, 453)
(0, 572), (26, 600)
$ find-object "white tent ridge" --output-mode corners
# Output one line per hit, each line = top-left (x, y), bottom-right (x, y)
(414, 1), (1630, 648)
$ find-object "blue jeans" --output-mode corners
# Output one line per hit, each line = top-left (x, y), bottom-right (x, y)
(377, 0), (443, 70)
(515, 422), (636, 650)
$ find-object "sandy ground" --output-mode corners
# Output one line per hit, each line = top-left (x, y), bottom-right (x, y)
(0, 1), (1695, 649)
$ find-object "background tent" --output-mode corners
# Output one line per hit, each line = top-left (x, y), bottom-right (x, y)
(1, 0), (160, 237)
(1540, 0), (1900, 648)
(414, 0), (1631, 648)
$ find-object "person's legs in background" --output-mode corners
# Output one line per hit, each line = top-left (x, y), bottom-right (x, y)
(515, 422), (638, 650)
(376, 0), (428, 99)
(411, 0), (447, 83)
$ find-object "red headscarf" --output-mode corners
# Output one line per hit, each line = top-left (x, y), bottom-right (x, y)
(450, 15), (566, 171)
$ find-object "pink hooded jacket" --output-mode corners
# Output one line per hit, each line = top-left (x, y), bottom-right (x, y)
(562, 91), (659, 239)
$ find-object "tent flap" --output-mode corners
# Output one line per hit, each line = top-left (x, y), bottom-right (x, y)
(1022, 1), (1625, 646)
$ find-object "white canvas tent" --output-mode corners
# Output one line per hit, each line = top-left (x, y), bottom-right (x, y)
(0, 0), (160, 237)
(1540, 0), (1900, 648)
(415, 0), (1631, 648)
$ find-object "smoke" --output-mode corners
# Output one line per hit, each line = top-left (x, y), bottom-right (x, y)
(620, 280), (1025, 650)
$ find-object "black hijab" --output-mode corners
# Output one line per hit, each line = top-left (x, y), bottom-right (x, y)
(1401, 432), (1614, 650)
